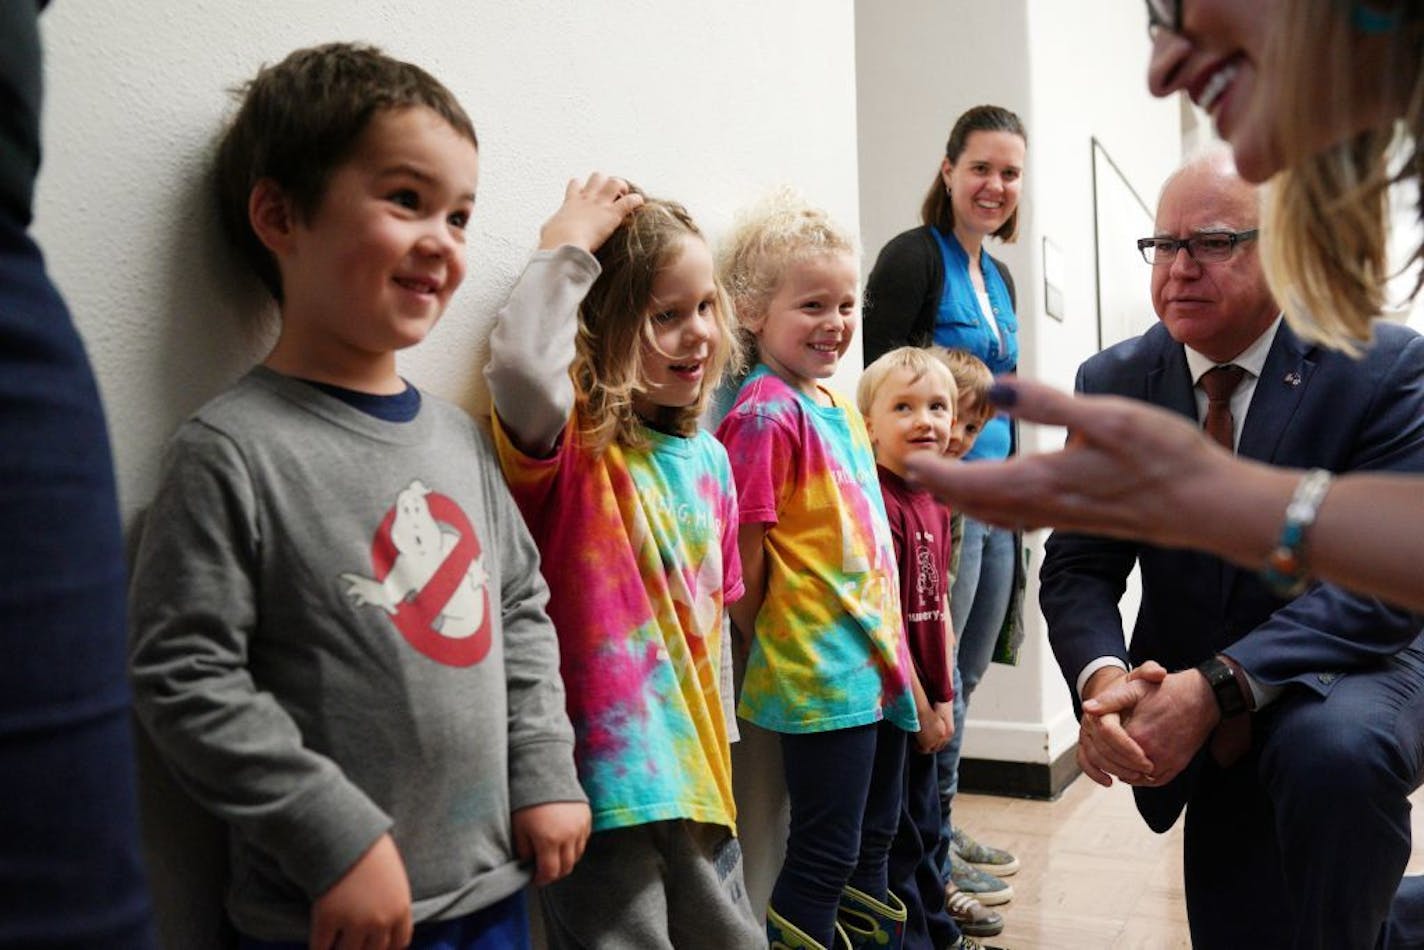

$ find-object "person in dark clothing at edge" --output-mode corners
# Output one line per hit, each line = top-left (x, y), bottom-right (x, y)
(0, 3), (156, 947)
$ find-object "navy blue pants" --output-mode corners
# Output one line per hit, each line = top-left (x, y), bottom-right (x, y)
(889, 746), (960, 949)
(0, 4), (154, 947)
(240, 890), (529, 950)
(773, 719), (907, 947)
(1176, 632), (1424, 949)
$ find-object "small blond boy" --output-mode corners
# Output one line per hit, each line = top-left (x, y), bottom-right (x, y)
(858, 346), (965, 948)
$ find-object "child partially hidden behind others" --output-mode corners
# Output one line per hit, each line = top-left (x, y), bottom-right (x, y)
(128, 44), (586, 950)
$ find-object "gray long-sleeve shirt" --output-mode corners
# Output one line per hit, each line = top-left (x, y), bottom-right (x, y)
(129, 368), (582, 940)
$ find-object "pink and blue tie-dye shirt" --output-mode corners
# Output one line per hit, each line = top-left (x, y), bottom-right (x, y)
(492, 414), (742, 833)
(716, 365), (918, 734)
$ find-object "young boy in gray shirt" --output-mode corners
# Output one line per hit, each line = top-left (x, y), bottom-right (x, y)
(128, 44), (586, 949)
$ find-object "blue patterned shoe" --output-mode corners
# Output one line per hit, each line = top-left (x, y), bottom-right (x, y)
(951, 827), (1020, 876)
(948, 852), (1013, 905)
(837, 885), (907, 949)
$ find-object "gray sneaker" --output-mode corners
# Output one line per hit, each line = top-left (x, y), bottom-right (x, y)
(950, 936), (1007, 950)
(949, 852), (1013, 905)
(951, 827), (1020, 877)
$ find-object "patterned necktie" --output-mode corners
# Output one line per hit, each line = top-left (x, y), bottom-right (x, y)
(1200, 364), (1247, 451)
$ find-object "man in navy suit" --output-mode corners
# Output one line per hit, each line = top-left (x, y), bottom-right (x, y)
(1040, 149), (1424, 949)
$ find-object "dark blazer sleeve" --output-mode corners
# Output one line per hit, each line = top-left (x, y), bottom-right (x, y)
(863, 228), (941, 364)
(1038, 359), (1142, 711)
(1223, 326), (1424, 690)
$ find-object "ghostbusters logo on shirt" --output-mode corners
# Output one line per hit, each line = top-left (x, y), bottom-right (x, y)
(339, 479), (492, 667)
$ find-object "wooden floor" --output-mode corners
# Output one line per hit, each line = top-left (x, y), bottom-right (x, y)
(952, 777), (1424, 948)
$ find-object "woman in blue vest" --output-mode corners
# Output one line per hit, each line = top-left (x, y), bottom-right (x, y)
(863, 104), (1027, 924)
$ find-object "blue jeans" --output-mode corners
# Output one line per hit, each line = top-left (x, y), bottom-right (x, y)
(773, 720), (908, 948)
(949, 517), (1015, 703)
(889, 746), (960, 948)
(935, 517), (1014, 877)
(239, 891), (530, 950)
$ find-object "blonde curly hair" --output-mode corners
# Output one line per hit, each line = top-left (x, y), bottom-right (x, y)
(716, 189), (858, 357)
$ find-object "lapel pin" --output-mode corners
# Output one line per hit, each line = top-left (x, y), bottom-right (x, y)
(1284, 371), (1302, 387)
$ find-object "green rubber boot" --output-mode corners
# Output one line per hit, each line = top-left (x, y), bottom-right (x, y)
(836, 885), (908, 950)
(766, 905), (853, 950)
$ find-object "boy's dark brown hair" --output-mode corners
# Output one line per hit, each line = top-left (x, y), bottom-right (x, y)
(215, 43), (477, 302)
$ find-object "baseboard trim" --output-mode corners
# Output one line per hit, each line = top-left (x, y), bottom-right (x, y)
(958, 744), (1081, 801)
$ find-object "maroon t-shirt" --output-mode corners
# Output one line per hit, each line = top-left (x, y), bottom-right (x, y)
(878, 466), (956, 704)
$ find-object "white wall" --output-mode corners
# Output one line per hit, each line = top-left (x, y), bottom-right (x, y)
(36, 1), (859, 942)
(1011, 0), (1182, 766)
(855, 0), (1183, 770)
(855, 0), (1032, 303)
(37, 0), (863, 530)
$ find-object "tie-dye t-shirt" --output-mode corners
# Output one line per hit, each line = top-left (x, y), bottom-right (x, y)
(492, 413), (742, 833)
(716, 365), (918, 734)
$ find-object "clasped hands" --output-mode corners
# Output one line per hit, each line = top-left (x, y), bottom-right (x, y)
(1076, 662), (1220, 789)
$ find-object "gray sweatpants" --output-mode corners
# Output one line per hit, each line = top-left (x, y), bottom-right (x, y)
(541, 819), (762, 949)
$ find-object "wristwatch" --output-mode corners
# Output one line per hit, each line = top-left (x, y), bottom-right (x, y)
(1196, 655), (1249, 718)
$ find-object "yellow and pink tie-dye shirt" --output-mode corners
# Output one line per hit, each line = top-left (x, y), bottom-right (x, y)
(716, 365), (918, 735)
(492, 413), (742, 833)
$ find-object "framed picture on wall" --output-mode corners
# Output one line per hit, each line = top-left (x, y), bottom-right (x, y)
(1091, 138), (1156, 350)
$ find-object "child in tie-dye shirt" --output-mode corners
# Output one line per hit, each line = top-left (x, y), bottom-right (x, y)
(714, 194), (919, 950)
(484, 175), (761, 948)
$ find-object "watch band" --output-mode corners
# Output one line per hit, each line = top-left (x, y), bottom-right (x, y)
(1196, 655), (1249, 718)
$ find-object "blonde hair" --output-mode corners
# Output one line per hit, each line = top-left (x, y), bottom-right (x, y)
(932, 347), (994, 419)
(573, 191), (740, 454)
(717, 189), (858, 355)
(855, 346), (956, 417)
(1260, 0), (1424, 353)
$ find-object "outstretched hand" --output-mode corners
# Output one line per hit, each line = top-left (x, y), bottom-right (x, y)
(905, 377), (1234, 548)
(538, 173), (644, 254)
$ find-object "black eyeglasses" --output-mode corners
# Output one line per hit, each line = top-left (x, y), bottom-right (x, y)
(1146, 0), (1181, 35)
(1136, 229), (1259, 265)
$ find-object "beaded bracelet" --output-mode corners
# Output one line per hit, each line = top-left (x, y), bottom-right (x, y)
(1261, 468), (1334, 597)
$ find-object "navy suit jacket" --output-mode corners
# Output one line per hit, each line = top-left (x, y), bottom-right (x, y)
(1040, 319), (1424, 831)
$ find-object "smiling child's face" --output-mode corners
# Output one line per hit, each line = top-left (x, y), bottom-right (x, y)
(867, 366), (956, 478)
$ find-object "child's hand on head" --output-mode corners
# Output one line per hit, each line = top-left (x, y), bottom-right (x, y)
(512, 800), (592, 886)
(309, 832), (412, 950)
(539, 173), (644, 253)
